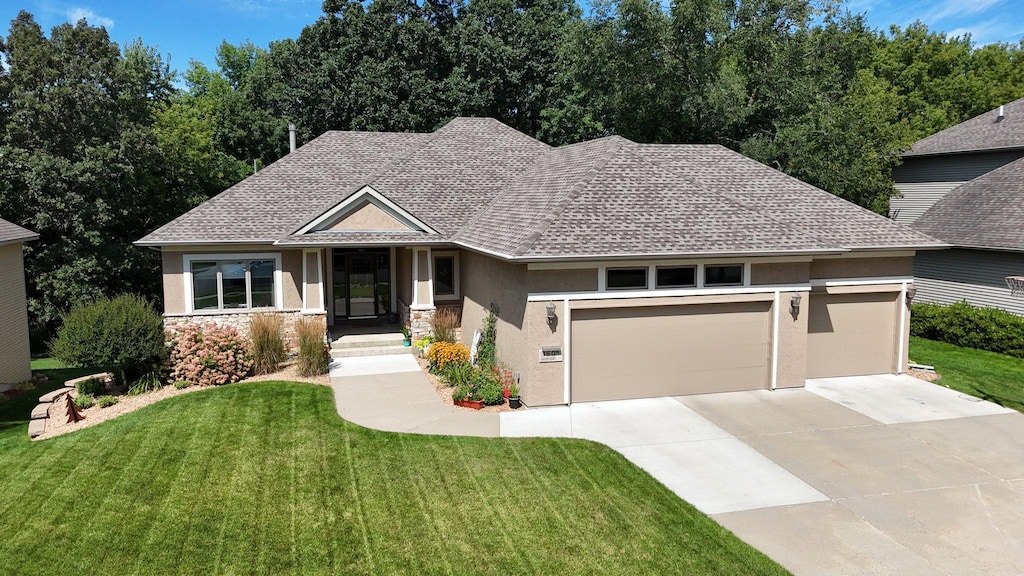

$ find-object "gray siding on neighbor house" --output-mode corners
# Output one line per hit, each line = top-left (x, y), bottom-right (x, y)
(913, 248), (1024, 316)
(0, 243), (32, 384)
(891, 151), (1024, 224)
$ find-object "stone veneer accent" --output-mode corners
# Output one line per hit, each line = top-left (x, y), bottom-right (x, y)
(399, 301), (465, 342)
(164, 311), (327, 353)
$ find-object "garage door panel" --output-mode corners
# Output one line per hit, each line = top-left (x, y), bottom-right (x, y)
(571, 302), (771, 402)
(807, 292), (897, 378)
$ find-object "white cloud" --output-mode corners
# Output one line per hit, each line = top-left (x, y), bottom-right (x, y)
(66, 7), (114, 29)
(947, 16), (1024, 44)
(924, 0), (1004, 24)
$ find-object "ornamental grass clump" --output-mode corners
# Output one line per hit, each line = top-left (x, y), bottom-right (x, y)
(249, 314), (286, 375)
(427, 341), (470, 373)
(295, 318), (330, 376)
(429, 307), (460, 343)
(168, 323), (253, 386)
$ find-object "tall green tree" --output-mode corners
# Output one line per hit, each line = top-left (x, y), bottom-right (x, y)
(0, 12), (202, 335)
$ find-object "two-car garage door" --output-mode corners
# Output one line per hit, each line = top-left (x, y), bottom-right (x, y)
(570, 302), (771, 403)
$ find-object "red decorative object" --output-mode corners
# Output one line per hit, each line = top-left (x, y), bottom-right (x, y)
(454, 398), (485, 410)
(65, 395), (85, 423)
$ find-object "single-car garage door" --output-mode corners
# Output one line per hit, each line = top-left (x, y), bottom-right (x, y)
(806, 291), (898, 378)
(571, 302), (771, 403)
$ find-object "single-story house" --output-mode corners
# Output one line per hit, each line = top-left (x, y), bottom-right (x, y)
(892, 97), (1024, 315)
(138, 118), (943, 406)
(0, 218), (38, 387)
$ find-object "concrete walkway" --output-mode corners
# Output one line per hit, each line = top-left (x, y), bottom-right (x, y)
(330, 355), (499, 437)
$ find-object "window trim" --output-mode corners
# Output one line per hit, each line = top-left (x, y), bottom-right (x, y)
(183, 253), (284, 313)
(432, 250), (461, 301)
(606, 267), (649, 290)
(598, 262), (749, 292)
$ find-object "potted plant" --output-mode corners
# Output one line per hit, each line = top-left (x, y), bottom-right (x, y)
(453, 381), (484, 410)
(506, 380), (522, 409)
(400, 325), (412, 347)
(414, 335), (433, 357)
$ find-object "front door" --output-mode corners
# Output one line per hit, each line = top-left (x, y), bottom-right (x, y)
(332, 249), (391, 322)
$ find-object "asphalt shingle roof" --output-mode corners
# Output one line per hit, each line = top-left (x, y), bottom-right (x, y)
(913, 156), (1024, 251)
(905, 96), (1024, 157)
(139, 117), (943, 258)
(0, 218), (37, 245)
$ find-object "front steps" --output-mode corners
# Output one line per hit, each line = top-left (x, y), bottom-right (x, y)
(330, 332), (414, 358)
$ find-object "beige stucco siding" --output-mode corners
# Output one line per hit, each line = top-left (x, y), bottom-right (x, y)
(750, 262), (810, 285)
(810, 257), (913, 279)
(328, 201), (408, 231)
(304, 251), (323, 309)
(776, 291), (809, 388)
(459, 250), (530, 399)
(0, 243), (32, 384)
(162, 247), (302, 314)
(527, 269), (598, 293)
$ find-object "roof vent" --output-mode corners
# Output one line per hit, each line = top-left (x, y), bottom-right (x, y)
(998, 105), (1005, 121)
(288, 123), (297, 153)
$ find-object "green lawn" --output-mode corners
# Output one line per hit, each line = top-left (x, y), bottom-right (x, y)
(0, 363), (787, 576)
(910, 336), (1024, 413)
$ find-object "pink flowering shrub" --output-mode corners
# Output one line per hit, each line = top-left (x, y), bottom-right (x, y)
(167, 323), (253, 386)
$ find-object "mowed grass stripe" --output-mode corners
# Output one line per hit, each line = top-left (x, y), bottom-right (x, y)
(0, 382), (788, 576)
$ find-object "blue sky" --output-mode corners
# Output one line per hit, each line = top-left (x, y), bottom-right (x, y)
(2, 0), (1023, 77)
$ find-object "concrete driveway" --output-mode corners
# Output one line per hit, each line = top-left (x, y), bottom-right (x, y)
(500, 375), (1024, 575)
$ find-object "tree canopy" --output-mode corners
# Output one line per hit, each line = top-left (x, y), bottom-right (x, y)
(2, 1), (1024, 339)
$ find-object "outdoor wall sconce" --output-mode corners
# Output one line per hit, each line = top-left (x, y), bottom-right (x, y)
(906, 285), (917, 306)
(790, 293), (802, 315)
(546, 301), (557, 325)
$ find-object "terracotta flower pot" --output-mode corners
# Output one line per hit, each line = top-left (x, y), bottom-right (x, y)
(454, 398), (485, 410)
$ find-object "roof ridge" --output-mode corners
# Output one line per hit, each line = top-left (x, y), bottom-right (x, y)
(509, 136), (630, 256)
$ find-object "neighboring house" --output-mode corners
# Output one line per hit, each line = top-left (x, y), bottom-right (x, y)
(892, 97), (1024, 315)
(0, 218), (38, 387)
(138, 118), (942, 407)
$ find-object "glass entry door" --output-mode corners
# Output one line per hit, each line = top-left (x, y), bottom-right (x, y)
(348, 254), (377, 318)
(333, 249), (391, 321)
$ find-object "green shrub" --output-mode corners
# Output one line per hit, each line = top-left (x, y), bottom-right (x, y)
(51, 294), (166, 384)
(474, 370), (505, 405)
(13, 381), (36, 392)
(75, 377), (106, 397)
(430, 307), (460, 343)
(249, 314), (286, 375)
(168, 323), (253, 386)
(96, 395), (119, 408)
(74, 394), (95, 409)
(295, 318), (330, 376)
(173, 380), (191, 390)
(911, 301), (1024, 357)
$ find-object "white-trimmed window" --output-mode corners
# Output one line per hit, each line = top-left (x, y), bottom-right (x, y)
(184, 253), (283, 312)
(433, 251), (461, 301)
(607, 267), (649, 290)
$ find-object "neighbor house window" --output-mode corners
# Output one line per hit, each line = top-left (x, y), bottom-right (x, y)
(186, 254), (280, 312)
(606, 267), (648, 290)
(704, 264), (743, 286)
(432, 251), (460, 301)
(656, 266), (696, 288)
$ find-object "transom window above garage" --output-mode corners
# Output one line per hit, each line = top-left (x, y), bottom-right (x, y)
(600, 262), (747, 291)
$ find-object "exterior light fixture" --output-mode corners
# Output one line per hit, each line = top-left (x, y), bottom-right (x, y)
(546, 301), (557, 325)
(790, 293), (802, 315)
(906, 285), (917, 305)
